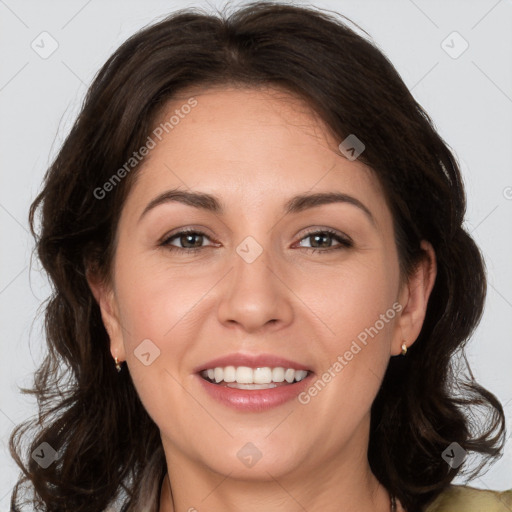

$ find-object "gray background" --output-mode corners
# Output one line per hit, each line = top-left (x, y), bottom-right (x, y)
(1, 0), (511, 508)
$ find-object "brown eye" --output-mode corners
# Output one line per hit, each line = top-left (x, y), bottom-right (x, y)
(161, 230), (213, 253)
(297, 229), (352, 253)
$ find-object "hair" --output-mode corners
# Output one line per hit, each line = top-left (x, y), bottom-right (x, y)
(9, 1), (506, 511)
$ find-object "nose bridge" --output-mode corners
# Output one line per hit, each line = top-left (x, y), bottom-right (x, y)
(233, 233), (274, 289)
(232, 232), (278, 304)
(216, 230), (293, 331)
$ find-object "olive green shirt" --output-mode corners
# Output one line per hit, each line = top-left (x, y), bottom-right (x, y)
(425, 485), (512, 511)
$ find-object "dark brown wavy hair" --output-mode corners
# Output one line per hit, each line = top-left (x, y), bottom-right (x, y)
(9, 2), (506, 511)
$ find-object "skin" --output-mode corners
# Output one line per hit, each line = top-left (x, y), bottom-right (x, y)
(88, 86), (436, 512)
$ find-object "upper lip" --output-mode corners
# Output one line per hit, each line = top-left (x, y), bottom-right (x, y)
(193, 353), (313, 373)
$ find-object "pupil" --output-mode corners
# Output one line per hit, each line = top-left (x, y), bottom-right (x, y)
(312, 233), (330, 248)
(183, 233), (202, 247)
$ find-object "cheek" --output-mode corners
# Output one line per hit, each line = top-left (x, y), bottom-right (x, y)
(306, 278), (397, 435)
(112, 258), (200, 425)
(113, 249), (216, 396)
(306, 252), (399, 387)
(304, 253), (398, 334)
(113, 245), (201, 339)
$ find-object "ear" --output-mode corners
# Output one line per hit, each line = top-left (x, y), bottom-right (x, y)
(86, 269), (126, 362)
(394, 240), (437, 355)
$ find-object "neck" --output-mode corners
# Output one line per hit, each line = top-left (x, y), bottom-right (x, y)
(158, 427), (395, 511)
(159, 470), (393, 512)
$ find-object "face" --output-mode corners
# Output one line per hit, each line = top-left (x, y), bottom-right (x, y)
(90, 86), (435, 486)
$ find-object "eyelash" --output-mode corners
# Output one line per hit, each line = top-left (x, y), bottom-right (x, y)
(160, 228), (353, 255)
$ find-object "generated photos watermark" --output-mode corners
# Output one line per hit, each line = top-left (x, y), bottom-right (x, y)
(298, 301), (403, 405)
(93, 97), (198, 200)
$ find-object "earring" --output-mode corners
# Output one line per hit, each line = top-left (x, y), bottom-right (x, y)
(401, 342), (408, 356)
(114, 356), (122, 372)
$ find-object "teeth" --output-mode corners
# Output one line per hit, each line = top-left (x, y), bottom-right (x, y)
(272, 367), (285, 382)
(237, 366), (254, 384)
(227, 382), (278, 390)
(285, 368), (296, 383)
(200, 366), (309, 385)
(223, 366), (236, 382)
(253, 367), (272, 384)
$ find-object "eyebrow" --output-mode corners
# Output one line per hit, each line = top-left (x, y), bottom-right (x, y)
(138, 188), (376, 226)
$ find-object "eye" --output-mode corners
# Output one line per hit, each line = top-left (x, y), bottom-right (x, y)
(160, 229), (215, 253)
(160, 228), (352, 255)
(295, 229), (353, 253)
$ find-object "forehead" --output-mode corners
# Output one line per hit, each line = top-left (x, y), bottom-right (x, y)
(123, 86), (388, 224)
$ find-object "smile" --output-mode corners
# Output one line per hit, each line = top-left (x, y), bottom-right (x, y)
(196, 366), (315, 411)
(200, 366), (310, 389)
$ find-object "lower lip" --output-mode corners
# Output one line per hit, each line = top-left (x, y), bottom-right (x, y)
(195, 373), (314, 412)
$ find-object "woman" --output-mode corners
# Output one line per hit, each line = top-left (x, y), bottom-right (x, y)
(9, 2), (511, 511)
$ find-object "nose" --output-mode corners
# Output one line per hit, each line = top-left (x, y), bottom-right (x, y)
(216, 240), (294, 334)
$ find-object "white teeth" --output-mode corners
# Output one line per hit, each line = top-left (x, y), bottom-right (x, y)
(253, 367), (272, 384)
(214, 367), (223, 383)
(200, 366), (309, 385)
(227, 382), (278, 390)
(236, 366), (254, 384)
(272, 367), (285, 382)
(223, 365), (236, 383)
(284, 368), (295, 383)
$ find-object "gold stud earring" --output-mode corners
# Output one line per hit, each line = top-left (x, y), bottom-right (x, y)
(401, 342), (408, 356)
(114, 356), (122, 372)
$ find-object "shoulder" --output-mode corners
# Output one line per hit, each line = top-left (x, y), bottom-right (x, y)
(425, 484), (512, 512)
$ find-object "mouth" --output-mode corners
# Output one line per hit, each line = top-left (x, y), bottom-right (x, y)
(198, 366), (313, 390)
(196, 366), (315, 411)
(193, 353), (315, 410)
